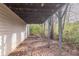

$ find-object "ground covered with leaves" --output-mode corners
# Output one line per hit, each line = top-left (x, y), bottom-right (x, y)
(9, 36), (79, 56)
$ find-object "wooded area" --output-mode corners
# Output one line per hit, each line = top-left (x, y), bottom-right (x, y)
(0, 3), (79, 56)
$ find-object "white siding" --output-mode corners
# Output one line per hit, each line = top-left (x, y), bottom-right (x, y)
(0, 4), (27, 56)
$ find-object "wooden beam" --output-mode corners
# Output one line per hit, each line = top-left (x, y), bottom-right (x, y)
(10, 7), (54, 12)
(16, 11), (52, 16)
(5, 3), (62, 9)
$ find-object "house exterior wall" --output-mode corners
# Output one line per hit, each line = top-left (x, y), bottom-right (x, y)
(0, 4), (27, 56)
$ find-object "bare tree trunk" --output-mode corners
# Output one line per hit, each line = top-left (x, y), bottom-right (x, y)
(56, 4), (69, 49)
(62, 4), (69, 32)
(43, 22), (45, 38)
(50, 16), (54, 40)
(58, 14), (63, 49)
(47, 18), (51, 48)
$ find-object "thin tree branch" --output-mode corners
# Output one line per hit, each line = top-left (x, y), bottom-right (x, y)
(61, 4), (69, 19)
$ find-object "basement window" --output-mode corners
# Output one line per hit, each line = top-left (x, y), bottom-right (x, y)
(0, 49), (1, 56)
(12, 33), (17, 49)
(0, 36), (2, 46)
(21, 32), (25, 41)
(3, 35), (7, 55)
(0, 36), (2, 56)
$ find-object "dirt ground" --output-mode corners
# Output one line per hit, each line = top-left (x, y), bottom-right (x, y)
(9, 36), (79, 56)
